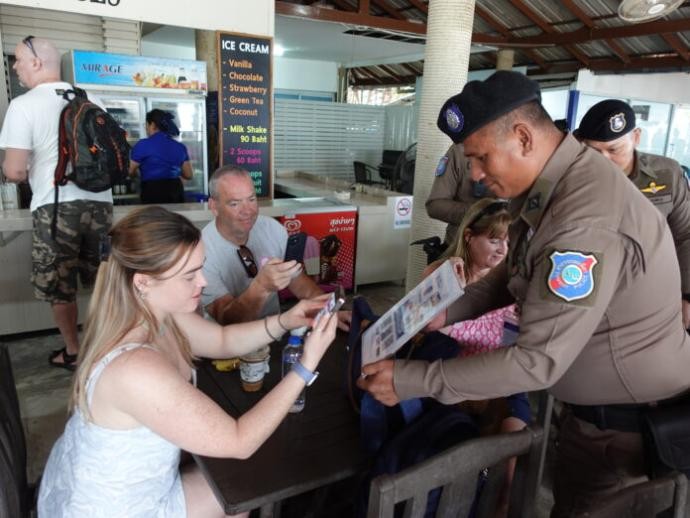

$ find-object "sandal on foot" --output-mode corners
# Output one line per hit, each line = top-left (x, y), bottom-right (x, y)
(49, 347), (78, 372)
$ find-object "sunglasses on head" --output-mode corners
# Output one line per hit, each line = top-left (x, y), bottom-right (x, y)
(22, 35), (38, 58)
(467, 201), (509, 229)
(237, 245), (258, 278)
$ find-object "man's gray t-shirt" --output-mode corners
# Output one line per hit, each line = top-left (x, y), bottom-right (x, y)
(201, 215), (288, 318)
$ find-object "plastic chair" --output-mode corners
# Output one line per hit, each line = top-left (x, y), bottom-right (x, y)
(353, 161), (387, 187)
(367, 425), (544, 518)
(0, 344), (33, 518)
(573, 472), (687, 518)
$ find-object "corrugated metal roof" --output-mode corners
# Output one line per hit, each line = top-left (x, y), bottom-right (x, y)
(277, 0), (690, 87)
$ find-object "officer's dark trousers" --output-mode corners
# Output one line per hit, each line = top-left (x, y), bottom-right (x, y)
(550, 407), (647, 518)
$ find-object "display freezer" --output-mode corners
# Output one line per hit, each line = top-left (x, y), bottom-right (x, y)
(62, 50), (209, 202)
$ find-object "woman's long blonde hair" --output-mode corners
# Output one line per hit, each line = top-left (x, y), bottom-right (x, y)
(70, 206), (201, 418)
(444, 198), (511, 283)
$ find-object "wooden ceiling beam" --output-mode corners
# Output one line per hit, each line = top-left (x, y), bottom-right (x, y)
(509, 0), (588, 66)
(547, 54), (690, 74)
(662, 33), (690, 61)
(561, 0), (630, 64)
(509, 0), (551, 32)
(511, 18), (690, 46)
(406, 0), (428, 15)
(276, 1), (426, 34)
(336, 0), (357, 10)
(351, 74), (417, 86)
(352, 66), (385, 83)
(370, 0), (406, 20)
(400, 62), (422, 76)
(474, 5), (547, 71)
(377, 64), (405, 81)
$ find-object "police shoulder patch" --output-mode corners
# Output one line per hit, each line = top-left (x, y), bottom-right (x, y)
(435, 155), (449, 176)
(547, 250), (598, 302)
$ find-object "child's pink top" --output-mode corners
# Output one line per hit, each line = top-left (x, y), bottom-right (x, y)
(444, 305), (516, 357)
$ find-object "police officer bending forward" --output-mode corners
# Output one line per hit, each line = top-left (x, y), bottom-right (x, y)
(358, 71), (690, 517)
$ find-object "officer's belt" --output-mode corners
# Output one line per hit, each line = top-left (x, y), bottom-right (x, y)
(567, 394), (690, 434)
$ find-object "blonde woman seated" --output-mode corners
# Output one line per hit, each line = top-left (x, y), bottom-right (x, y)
(426, 199), (515, 352)
(425, 198), (527, 517)
(37, 206), (337, 518)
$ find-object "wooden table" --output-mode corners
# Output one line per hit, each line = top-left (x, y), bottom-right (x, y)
(193, 334), (364, 517)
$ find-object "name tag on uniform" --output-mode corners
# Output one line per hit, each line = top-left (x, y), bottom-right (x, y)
(648, 193), (672, 206)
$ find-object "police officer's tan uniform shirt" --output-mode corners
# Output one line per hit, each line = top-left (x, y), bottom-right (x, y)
(395, 135), (690, 406)
(425, 144), (490, 243)
(630, 151), (690, 294)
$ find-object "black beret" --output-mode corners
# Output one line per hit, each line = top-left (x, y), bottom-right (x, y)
(436, 71), (541, 143)
(574, 99), (636, 142)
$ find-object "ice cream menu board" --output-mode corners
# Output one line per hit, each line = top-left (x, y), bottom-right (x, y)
(218, 32), (273, 198)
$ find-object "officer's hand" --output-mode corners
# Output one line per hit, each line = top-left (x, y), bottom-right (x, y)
(682, 299), (690, 329)
(254, 258), (302, 292)
(356, 359), (399, 406)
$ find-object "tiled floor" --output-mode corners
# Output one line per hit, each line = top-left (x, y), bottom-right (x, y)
(5, 281), (554, 516)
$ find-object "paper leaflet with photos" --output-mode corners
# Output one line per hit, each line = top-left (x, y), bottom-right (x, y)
(361, 260), (464, 366)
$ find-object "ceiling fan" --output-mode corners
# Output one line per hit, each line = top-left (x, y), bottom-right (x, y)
(618, 0), (684, 23)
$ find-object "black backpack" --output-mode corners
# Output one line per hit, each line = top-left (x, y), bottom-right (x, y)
(51, 87), (130, 237)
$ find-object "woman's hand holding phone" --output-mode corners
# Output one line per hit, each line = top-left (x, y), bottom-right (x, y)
(301, 301), (338, 370)
(282, 295), (330, 330)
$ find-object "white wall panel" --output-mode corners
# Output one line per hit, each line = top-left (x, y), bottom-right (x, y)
(0, 0), (274, 37)
(275, 99), (385, 180)
(103, 17), (139, 55)
(0, 5), (104, 54)
(383, 104), (416, 151)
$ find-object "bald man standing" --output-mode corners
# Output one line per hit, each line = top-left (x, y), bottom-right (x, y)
(0, 37), (112, 370)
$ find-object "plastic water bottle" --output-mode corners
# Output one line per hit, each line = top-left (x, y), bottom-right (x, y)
(282, 328), (307, 413)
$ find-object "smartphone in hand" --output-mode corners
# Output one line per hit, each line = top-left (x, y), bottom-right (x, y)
(284, 232), (307, 263)
(313, 292), (345, 326)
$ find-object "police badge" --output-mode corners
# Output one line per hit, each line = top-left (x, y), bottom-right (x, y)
(445, 103), (464, 134)
(609, 112), (626, 133)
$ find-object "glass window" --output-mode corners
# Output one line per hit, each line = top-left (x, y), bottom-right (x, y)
(631, 100), (671, 156)
(666, 104), (690, 167)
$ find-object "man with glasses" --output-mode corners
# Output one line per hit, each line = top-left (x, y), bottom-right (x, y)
(0, 37), (112, 371)
(574, 99), (690, 329)
(359, 71), (690, 516)
(202, 166), (349, 328)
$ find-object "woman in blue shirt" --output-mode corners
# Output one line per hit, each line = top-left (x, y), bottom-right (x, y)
(129, 109), (193, 204)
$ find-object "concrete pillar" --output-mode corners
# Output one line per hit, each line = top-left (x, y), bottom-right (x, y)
(496, 49), (515, 70)
(195, 30), (218, 90)
(404, 0), (476, 291)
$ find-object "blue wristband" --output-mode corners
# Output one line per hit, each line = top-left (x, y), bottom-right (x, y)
(292, 361), (319, 386)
